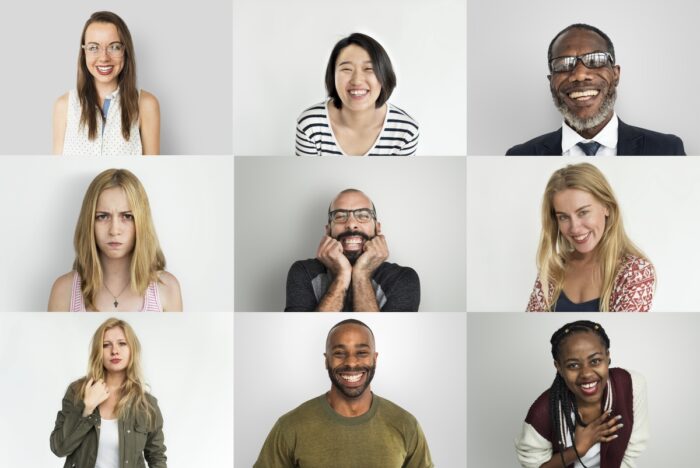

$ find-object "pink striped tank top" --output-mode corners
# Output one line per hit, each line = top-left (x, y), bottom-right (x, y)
(69, 271), (163, 312)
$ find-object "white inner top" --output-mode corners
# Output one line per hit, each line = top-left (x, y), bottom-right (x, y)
(95, 418), (119, 468)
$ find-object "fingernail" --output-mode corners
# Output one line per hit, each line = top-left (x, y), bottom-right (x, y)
(618, 424), (624, 428)
(613, 434), (618, 439)
(616, 415), (622, 420)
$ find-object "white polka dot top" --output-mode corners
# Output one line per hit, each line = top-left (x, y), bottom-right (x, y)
(62, 88), (142, 156)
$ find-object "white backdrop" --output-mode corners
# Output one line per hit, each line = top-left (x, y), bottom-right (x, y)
(0, 156), (233, 312)
(233, 0), (467, 156)
(235, 312), (466, 467)
(468, 0), (700, 155)
(234, 156), (466, 312)
(467, 157), (700, 311)
(0, 0), (232, 154)
(468, 312), (700, 467)
(0, 312), (233, 467)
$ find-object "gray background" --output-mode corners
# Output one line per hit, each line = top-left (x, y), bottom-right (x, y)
(467, 157), (700, 311)
(0, 0), (232, 155)
(233, 0), (467, 156)
(234, 156), (466, 312)
(0, 156), (233, 311)
(468, 312), (700, 467)
(0, 312), (233, 467)
(467, 0), (700, 155)
(235, 312), (466, 467)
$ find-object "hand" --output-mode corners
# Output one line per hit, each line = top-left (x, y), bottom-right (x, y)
(574, 410), (623, 456)
(353, 227), (389, 277)
(316, 233), (352, 284)
(83, 378), (110, 415)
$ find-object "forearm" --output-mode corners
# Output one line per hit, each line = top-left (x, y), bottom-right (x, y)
(50, 400), (99, 457)
(352, 274), (380, 312)
(316, 276), (349, 311)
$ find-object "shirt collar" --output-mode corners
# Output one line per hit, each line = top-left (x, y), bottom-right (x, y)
(561, 112), (618, 154)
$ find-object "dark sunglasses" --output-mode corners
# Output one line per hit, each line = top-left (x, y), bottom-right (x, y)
(549, 52), (613, 73)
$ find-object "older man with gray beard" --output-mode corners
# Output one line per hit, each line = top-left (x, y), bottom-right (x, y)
(507, 23), (685, 156)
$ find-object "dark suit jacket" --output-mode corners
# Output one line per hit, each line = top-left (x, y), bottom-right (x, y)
(506, 119), (685, 155)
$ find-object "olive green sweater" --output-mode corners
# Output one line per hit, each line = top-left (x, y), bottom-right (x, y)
(254, 393), (433, 468)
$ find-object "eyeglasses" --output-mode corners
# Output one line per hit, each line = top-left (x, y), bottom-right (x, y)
(82, 43), (125, 57)
(549, 52), (613, 73)
(328, 208), (376, 224)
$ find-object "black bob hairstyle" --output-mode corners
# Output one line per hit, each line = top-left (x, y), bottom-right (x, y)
(325, 33), (397, 110)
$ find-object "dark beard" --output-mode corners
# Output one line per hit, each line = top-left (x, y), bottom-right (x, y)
(326, 361), (376, 399)
(334, 230), (372, 265)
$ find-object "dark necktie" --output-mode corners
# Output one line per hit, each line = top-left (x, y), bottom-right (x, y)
(576, 141), (601, 156)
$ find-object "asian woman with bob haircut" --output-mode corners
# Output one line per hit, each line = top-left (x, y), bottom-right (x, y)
(48, 169), (182, 312)
(527, 163), (655, 312)
(51, 318), (167, 467)
(296, 32), (419, 156)
(53, 11), (160, 155)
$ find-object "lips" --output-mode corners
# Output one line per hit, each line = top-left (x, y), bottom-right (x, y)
(338, 371), (366, 387)
(110, 358), (121, 364)
(107, 242), (123, 249)
(96, 65), (114, 76)
(579, 380), (600, 396)
(571, 232), (591, 244)
(347, 88), (369, 99)
(340, 236), (364, 251)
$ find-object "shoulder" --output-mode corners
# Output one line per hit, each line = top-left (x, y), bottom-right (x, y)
(619, 120), (684, 151)
(48, 271), (76, 312)
(387, 104), (419, 130)
(54, 93), (69, 112)
(275, 395), (326, 428)
(374, 394), (419, 425)
(506, 129), (561, 155)
(139, 90), (160, 113)
(297, 101), (328, 125)
(523, 388), (552, 438)
(616, 254), (655, 282)
(157, 271), (182, 311)
(288, 258), (326, 277)
(375, 262), (419, 283)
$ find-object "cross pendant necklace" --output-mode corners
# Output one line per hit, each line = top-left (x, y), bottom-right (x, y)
(104, 281), (130, 310)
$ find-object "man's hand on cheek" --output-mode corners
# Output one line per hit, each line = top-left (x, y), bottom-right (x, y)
(316, 232), (352, 285)
(354, 227), (389, 277)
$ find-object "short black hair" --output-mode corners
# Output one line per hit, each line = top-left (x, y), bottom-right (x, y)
(547, 23), (616, 64)
(325, 33), (397, 109)
(325, 319), (375, 350)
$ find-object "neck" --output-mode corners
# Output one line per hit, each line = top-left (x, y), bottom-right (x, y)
(326, 386), (373, 417)
(94, 81), (118, 103)
(337, 103), (385, 129)
(574, 111), (614, 140)
(99, 254), (132, 292)
(105, 370), (126, 389)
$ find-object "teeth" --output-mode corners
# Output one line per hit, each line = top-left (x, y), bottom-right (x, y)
(581, 382), (597, 389)
(341, 373), (362, 382)
(97, 66), (113, 72)
(569, 89), (599, 99)
(343, 237), (362, 244)
(573, 232), (589, 241)
(349, 89), (368, 96)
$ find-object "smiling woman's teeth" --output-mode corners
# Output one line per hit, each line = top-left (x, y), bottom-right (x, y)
(349, 90), (368, 96)
(581, 382), (597, 389)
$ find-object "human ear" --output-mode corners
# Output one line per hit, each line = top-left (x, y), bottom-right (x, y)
(554, 360), (562, 374)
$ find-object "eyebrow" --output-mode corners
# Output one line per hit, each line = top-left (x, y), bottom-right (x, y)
(95, 210), (133, 214)
(564, 351), (603, 363)
(555, 204), (591, 215)
(337, 60), (373, 67)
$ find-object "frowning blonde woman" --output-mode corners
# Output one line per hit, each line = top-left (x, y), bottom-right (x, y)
(50, 318), (167, 467)
(48, 169), (181, 311)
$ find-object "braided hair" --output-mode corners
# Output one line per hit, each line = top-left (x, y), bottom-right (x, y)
(549, 320), (610, 468)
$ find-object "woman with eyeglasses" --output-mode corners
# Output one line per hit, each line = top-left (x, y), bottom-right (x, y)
(295, 33), (418, 157)
(527, 163), (655, 312)
(515, 320), (649, 467)
(50, 318), (167, 467)
(48, 168), (182, 312)
(53, 11), (160, 155)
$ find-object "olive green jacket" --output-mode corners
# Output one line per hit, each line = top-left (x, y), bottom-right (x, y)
(50, 380), (167, 468)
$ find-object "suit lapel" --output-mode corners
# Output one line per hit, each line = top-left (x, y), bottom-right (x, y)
(537, 128), (563, 155)
(616, 119), (643, 155)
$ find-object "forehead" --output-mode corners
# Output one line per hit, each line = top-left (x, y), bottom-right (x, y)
(328, 324), (374, 349)
(103, 326), (126, 341)
(552, 28), (608, 57)
(85, 22), (120, 42)
(558, 331), (606, 358)
(330, 191), (372, 211)
(336, 44), (372, 66)
(96, 186), (130, 210)
(553, 188), (600, 212)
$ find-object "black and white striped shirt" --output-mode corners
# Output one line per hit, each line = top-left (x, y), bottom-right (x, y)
(295, 100), (419, 156)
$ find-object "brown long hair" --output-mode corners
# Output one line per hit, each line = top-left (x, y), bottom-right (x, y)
(76, 318), (156, 427)
(73, 169), (165, 311)
(77, 11), (139, 141)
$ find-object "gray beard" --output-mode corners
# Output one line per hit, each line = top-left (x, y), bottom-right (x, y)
(553, 87), (617, 133)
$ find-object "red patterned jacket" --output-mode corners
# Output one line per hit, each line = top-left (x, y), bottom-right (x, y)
(526, 255), (655, 312)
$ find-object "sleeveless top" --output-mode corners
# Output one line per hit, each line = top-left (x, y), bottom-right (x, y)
(69, 271), (162, 312)
(63, 88), (142, 156)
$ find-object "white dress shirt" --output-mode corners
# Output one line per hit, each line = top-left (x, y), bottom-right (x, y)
(562, 113), (618, 156)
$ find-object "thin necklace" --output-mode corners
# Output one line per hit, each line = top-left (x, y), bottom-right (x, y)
(104, 281), (130, 309)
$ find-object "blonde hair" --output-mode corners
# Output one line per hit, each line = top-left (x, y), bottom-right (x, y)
(73, 169), (165, 310)
(536, 163), (647, 311)
(78, 318), (156, 427)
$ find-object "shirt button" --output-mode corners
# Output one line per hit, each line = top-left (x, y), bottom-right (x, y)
(127, 429), (131, 433)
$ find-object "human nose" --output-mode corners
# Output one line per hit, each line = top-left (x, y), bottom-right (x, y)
(569, 58), (592, 81)
(346, 213), (360, 230)
(109, 217), (121, 235)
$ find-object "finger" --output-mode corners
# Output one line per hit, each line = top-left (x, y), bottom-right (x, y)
(605, 415), (622, 428)
(600, 434), (619, 443)
(604, 422), (624, 435)
(594, 409), (613, 424)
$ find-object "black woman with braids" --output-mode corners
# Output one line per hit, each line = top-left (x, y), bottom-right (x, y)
(515, 321), (648, 468)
